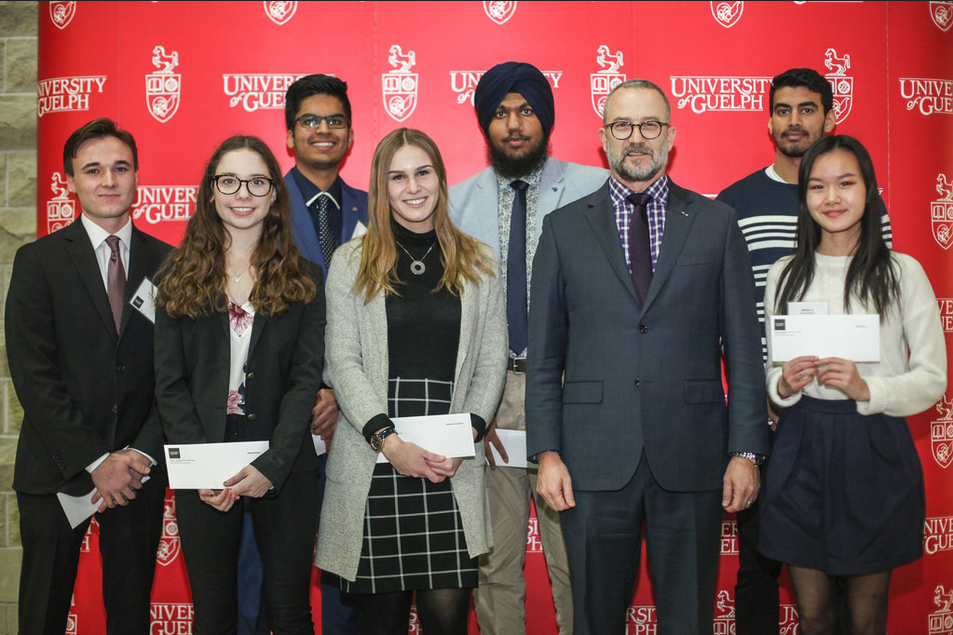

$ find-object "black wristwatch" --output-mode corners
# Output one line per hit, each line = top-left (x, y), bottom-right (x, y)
(370, 427), (398, 453)
(731, 451), (766, 467)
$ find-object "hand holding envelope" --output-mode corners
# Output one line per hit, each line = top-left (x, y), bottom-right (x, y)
(377, 413), (476, 483)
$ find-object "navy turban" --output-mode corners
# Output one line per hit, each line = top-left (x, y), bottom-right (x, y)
(474, 61), (555, 138)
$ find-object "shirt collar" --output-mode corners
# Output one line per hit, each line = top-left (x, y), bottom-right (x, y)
(81, 213), (132, 249)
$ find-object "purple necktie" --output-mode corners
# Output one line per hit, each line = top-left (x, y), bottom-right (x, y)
(106, 235), (125, 333)
(627, 192), (653, 303)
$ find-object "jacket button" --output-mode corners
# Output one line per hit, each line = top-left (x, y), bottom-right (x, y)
(634, 378), (641, 387)
(111, 403), (118, 413)
(116, 365), (125, 372)
(638, 324), (647, 333)
(247, 372), (255, 380)
(247, 413), (256, 421)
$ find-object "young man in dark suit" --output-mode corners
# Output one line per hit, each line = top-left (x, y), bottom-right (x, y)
(526, 80), (768, 635)
(7, 117), (171, 635)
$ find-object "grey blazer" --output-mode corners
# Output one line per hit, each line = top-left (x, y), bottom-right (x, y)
(315, 237), (508, 581)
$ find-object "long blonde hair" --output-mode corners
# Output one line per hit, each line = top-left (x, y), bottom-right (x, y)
(352, 128), (494, 303)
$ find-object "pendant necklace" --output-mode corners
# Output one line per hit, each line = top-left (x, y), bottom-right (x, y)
(396, 241), (436, 276)
(228, 265), (250, 283)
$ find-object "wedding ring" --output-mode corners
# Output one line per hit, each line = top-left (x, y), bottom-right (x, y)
(745, 500), (753, 507)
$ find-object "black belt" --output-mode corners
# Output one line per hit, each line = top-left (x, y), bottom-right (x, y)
(507, 358), (527, 374)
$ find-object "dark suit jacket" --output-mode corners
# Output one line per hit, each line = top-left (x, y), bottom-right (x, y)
(285, 170), (368, 278)
(7, 219), (171, 496)
(525, 179), (768, 493)
(154, 259), (326, 492)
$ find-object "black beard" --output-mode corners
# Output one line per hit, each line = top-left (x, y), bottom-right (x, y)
(487, 136), (550, 180)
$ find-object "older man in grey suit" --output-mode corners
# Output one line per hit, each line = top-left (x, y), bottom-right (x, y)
(526, 79), (768, 635)
(450, 61), (607, 635)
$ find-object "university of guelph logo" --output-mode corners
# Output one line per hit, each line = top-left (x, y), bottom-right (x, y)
(264, 1), (297, 25)
(932, 395), (953, 468)
(931, 1), (953, 32)
(156, 492), (181, 566)
(824, 48), (854, 124)
(50, 1), (76, 29)
(146, 46), (181, 124)
(383, 45), (418, 123)
(591, 45), (625, 117)
(47, 173), (75, 234)
(711, 1), (743, 28)
(935, 174), (953, 250)
(484, 1), (517, 25)
(930, 585), (953, 634)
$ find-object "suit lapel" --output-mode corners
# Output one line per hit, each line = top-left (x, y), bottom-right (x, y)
(584, 188), (639, 303)
(63, 221), (118, 339)
(643, 183), (696, 309)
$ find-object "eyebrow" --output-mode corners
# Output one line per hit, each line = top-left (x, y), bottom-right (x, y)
(774, 100), (820, 111)
(388, 164), (433, 175)
(80, 159), (132, 170)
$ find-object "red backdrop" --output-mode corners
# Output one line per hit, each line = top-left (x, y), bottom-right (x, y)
(37, 2), (952, 633)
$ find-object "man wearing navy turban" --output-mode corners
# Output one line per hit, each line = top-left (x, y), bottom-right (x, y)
(449, 61), (607, 635)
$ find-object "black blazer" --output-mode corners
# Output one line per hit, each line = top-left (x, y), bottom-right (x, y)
(7, 219), (172, 496)
(154, 259), (326, 492)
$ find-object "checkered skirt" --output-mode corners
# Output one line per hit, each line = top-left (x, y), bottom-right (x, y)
(341, 377), (478, 594)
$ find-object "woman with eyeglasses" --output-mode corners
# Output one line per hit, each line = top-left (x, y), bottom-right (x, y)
(314, 128), (507, 635)
(155, 135), (325, 635)
(759, 135), (946, 635)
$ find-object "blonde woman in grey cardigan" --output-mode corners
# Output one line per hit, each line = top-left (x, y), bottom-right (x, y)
(316, 128), (507, 635)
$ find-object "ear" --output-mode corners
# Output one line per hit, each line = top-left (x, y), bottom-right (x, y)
(346, 127), (354, 152)
(823, 109), (836, 133)
(286, 128), (295, 150)
(66, 174), (76, 193)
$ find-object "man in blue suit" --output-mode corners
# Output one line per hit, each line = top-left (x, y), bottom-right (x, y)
(526, 79), (768, 635)
(450, 61), (607, 635)
(236, 73), (368, 635)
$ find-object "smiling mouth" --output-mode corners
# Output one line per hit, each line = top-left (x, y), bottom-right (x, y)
(404, 197), (427, 206)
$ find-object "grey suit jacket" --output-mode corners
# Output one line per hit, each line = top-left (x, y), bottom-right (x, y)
(449, 157), (608, 255)
(525, 178), (768, 493)
(315, 237), (508, 581)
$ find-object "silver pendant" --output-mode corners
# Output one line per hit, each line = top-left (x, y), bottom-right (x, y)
(410, 260), (426, 275)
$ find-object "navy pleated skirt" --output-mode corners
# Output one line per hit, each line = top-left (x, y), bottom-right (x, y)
(759, 396), (925, 575)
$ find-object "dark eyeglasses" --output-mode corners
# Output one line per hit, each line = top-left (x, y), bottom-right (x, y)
(295, 114), (348, 130)
(212, 175), (274, 197)
(604, 120), (670, 141)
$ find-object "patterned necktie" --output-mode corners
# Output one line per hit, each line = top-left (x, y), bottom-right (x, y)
(105, 235), (125, 333)
(627, 192), (653, 304)
(507, 180), (529, 356)
(314, 193), (337, 271)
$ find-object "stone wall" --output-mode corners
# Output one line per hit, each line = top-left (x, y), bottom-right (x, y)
(0, 2), (37, 633)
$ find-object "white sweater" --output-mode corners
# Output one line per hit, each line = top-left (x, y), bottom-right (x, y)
(765, 251), (946, 417)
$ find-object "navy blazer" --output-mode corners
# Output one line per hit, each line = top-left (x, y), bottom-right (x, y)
(7, 219), (171, 496)
(525, 179), (768, 493)
(154, 259), (326, 492)
(285, 169), (368, 278)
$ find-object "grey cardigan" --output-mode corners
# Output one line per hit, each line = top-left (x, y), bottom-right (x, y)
(315, 236), (508, 581)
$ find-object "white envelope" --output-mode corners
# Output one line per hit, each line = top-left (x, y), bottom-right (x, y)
(164, 441), (269, 489)
(769, 314), (880, 362)
(376, 413), (475, 464)
(487, 429), (528, 469)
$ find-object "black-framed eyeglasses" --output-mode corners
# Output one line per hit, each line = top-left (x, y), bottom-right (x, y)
(212, 175), (274, 197)
(604, 120), (670, 141)
(295, 114), (348, 130)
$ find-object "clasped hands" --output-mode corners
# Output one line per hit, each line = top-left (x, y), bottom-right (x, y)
(199, 465), (273, 512)
(778, 355), (870, 402)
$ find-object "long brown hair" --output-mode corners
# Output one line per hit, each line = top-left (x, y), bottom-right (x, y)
(156, 135), (315, 318)
(352, 128), (495, 302)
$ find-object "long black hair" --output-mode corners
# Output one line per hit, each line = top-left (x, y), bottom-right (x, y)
(774, 135), (899, 318)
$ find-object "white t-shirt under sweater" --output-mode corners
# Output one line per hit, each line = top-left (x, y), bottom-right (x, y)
(765, 251), (946, 417)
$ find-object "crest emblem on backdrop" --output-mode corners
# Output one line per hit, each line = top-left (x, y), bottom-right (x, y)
(591, 46), (626, 117)
(146, 46), (181, 123)
(934, 175), (953, 251)
(47, 173), (75, 234)
(933, 395), (953, 468)
(156, 493), (182, 566)
(50, 1), (76, 29)
(484, 1), (517, 25)
(383, 45), (418, 123)
(824, 48), (853, 124)
(711, 1), (743, 28)
(264, 1), (297, 25)
(931, 1), (953, 31)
